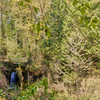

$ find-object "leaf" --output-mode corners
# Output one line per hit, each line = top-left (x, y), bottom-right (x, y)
(84, 16), (90, 26)
(63, 0), (67, 5)
(80, 16), (84, 23)
(77, 5), (81, 10)
(22, 97), (25, 99)
(92, 17), (99, 23)
(46, 32), (51, 37)
(80, 7), (85, 15)
(73, 0), (79, 5)
(25, 0), (31, 2)
(85, 21), (90, 27)
(32, 87), (35, 90)
(19, 1), (23, 6)
(85, 2), (91, 10)
(23, 4), (27, 8)
(38, 85), (42, 88)
(60, 5), (63, 9)
(33, 7), (39, 13)
(90, 17), (99, 29)
(91, 22), (96, 29)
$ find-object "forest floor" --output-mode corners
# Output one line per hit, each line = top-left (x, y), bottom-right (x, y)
(1, 59), (100, 100)
(1, 74), (100, 100)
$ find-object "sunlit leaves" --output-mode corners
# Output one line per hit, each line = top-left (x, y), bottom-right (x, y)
(90, 17), (99, 29)
(84, 16), (90, 26)
(85, 2), (91, 10)
(77, 3), (91, 15)
(91, 22), (96, 29)
(19, 0), (31, 6)
(19, 1), (24, 6)
(80, 2), (91, 15)
(80, 7), (86, 15)
(19, 78), (48, 99)
(73, 0), (79, 5)
(80, 16), (90, 27)
(25, 0), (31, 2)
(80, 16), (84, 23)
(33, 7), (39, 13)
(43, 26), (51, 37)
(92, 17), (99, 23)
(72, 1), (99, 29)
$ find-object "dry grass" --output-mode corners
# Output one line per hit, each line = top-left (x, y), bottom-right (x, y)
(47, 71), (100, 100)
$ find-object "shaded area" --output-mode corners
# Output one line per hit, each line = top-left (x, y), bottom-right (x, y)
(0, 61), (19, 89)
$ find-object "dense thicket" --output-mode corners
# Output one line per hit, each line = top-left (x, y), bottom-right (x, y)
(0, 0), (100, 99)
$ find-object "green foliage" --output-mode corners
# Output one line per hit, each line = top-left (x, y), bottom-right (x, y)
(19, 1), (24, 6)
(18, 78), (48, 100)
(25, 0), (31, 2)
(97, 63), (100, 69)
(0, 0), (100, 99)
(73, 0), (79, 6)
(33, 7), (39, 13)
(0, 89), (4, 97)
